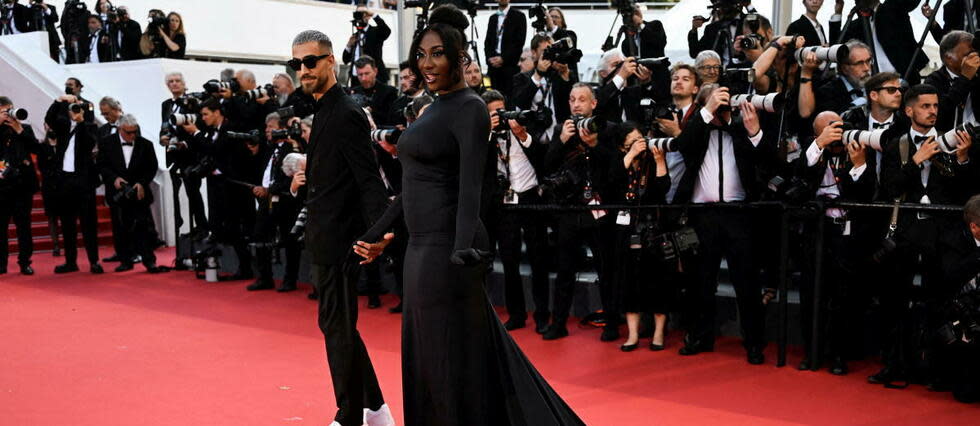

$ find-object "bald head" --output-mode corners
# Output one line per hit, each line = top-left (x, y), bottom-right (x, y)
(813, 111), (842, 135)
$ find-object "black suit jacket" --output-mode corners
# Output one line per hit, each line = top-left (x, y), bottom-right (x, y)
(77, 30), (111, 63)
(940, 225), (980, 295)
(924, 67), (980, 132)
(815, 77), (862, 115)
(112, 19), (143, 60)
(0, 125), (39, 195)
(785, 15), (841, 47)
(7, 3), (33, 33)
(98, 134), (158, 204)
(880, 132), (971, 205)
(672, 108), (763, 203)
(484, 8), (527, 68)
(687, 15), (748, 60)
(342, 16), (391, 78)
(940, 0), (980, 36)
(621, 20), (666, 59)
(510, 70), (572, 142)
(305, 84), (389, 265)
(841, 0), (927, 83)
(373, 143), (402, 196)
(187, 123), (248, 180)
(43, 101), (100, 187)
(352, 83), (398, 127)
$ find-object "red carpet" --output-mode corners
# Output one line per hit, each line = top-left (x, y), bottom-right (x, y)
(2, 248), (976, 425)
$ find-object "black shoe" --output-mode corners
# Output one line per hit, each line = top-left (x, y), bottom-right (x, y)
(600, 326), (620, 342)
(829, 357), (848, 376)
(747, 347), (765, 365)
(19, 265), (33, 276)
(90, 263), (104, 274)
(54, 263), (79, 274)
(246, 279), (275, 291)
(389, 301), (403, 313)
(621, 342), (639, 352)
(52, 248), (61, 257)
(114, 263), (134, 273)
(678, 341), (714, 356)
(276, 280), (297, 293)
(649, 342), (665, 351)
(542, 324), (569, 340)
(534, 318), (550, 334)
(102, 253), (122, 263)
(229, 271), (255, 281)
(798, 357), (813, 371)
(868, 367), (905, 386)
(307, 291), (318, 300)
(504, 318), (526, 331)
(367, 295), (382, 309)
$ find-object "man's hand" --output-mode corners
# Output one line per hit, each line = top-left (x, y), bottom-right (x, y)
(218, 87), (233, 99)
(635, 64), (652, 84)
(580, 126), (598, 147)
(553, 62), (571, 81)
(354, 232), (395, 264)
(489, 56), (504, 68)
(921, 2), (935, 18)
(536, 58), (552, 74)
(801, 51), (821, 78)
(290, 171), (306, 194)
(705, 87), (730, 114)
(956, 129), (972, 163)
(347, 34), (358, 49)
(913, 136), (940, 165)
(656, 112), (681, 137)
(489, 109), (501, 130)
(135, 183), (145, 201)
(559, 119), (575, 144)
(692, 15), (706, 30)
(1, 111), (23, 134)
(509, 119), (529, 141)
(181, 122), (199, 134)
(616, 57), (638, 80)
(962, 52), (980, 80)
(253, 186), (269, 199)
(113, 177), (128, 190)
(740, 101), (760, 137)
(624, 135), (646, 166)
(59, 95), (78, 103)
(847, 141), (866, 167)
(256, 93), (271, 105)
(815, 121), (843, 149)
(835, 0), (845, 14)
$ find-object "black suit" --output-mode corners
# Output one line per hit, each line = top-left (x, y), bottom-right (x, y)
(938, 224), (980, 402)
(342, 16), (391, 86)
(924, 67), (980, 133)
(77, 29), (111, 64)
(38, 4), (61, 61)
(687, 15), (748, 62)
(98, 134), (160, 267)
(621, 20), (666, 58)
(484, 8), (527, 98)
(510, 70), (572, 144)
(161, 98), (208, 233)
(815, 77), (864, 115)
(939, 0), (980, 36)
(112, 19), (142, 60)
(351, 83), (398, 127)
(551, 27), (580, 82)
(0, 125), (38, 270)
(840, 0), (927, 83)
(0, 3), (32, 34)
(785, 15), (841, 48)
(305, 83), (389, 426)
(253, 141), (302, 285)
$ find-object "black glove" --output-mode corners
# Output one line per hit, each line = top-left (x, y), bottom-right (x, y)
(450, 248), (491, 266)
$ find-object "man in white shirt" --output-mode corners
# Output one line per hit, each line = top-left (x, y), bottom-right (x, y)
(484, 0), (526, 97)
(924, 31), (980, 133)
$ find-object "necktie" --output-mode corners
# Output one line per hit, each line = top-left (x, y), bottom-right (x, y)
(872, 122), (889, 129)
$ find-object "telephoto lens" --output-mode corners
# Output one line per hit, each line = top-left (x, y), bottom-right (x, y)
(841, 129), (887, 152)
(572, 115), (599, 134)
(637, 57), (671, 68)
(371, 128), (403, 145)
(203, 79), (241, 94)
(69, 103), (91, 114)
(793, 44), (850, 64)
(241, 84), (274, 101)
(169, 113), (199, 126)
(13, 108), (28, 120)
(730, 93), (784, 113)
(646, 137), (678, 152)
(935, 122), (978, 154)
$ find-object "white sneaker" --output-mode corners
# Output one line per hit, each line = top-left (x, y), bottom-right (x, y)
(363, 404), (396, 426)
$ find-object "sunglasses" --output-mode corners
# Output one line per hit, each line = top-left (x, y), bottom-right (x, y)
(287, 54), (331, 71)
(872, 86), (903, 94)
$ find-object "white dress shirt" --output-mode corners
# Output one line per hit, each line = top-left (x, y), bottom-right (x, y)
(869, 112), (894, 176)
(262, 144), (279, 188)
(806, 141), (867, 217)
(804, 15), (827, 46)
(910, 127), (939, 204)
(495, 6), (511, 56)
(496, 131), (538, 194)
(62, 122), (78, 173)
(665, 103), (691, 203)
(119, 134), (134, 168)
(530, 72), (558, 143)
(692, 109), (764, 203)
(88, 32), (101, 64)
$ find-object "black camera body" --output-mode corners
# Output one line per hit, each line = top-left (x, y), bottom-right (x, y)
(203, 79), (241, 95)
(571, 114), (600, 135)
(767, 174), (812, 203)
(542, 37), (583, 65)
(227, 129), (264, 146)
(739, 33), (764, 50)
(529, 1), (548, 32)
(271, 123), (303, 142)
(538, 166), (585, 204)
(352, 11), (368, 29)
(639, 98), (677, 123)
(112, 182), (139, 204)
(291, 206), (308, 243)
(937, 284), (980, 346)
(184, 156), (215, 179)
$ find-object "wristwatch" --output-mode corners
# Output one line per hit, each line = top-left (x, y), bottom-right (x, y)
(800, 77), (813, 83)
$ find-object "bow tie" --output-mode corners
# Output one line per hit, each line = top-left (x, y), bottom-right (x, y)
(872, 122), (890, 129)
(121, 142), (134, 147)
(913, 136), (930, 144)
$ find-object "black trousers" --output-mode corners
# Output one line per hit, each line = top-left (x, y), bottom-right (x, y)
(0, 189), (33, 268)
(487, 65), (518, 98)
(253, 199), (300, 282)
(171, 169), (208, 233)
(553, 211), (606, 325)
(685, 209), (765, 350)
(106, 198), (128, 258)
(311, 262), (385, 426)
(495, 190), (550, 323)
(54, 174), (100, 266)
(115, 200), (159, 267)
(206, 176), (252, 274)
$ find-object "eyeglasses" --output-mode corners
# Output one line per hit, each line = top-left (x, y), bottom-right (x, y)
(848, 58), (875, 68)
(287, 54), (331, 71)
(698, 65), (722, 72)
(872, 86), (903, 94)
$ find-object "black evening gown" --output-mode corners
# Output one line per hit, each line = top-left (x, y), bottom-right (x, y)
(362, 88), (585, 426)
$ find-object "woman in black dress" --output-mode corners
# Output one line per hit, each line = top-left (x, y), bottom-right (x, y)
(354, 6), (584, 426)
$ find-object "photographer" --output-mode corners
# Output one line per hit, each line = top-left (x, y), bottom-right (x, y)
(98, 96), (122, 138)
(671, 83), (767, 365)
(786, 0), (843, 48)
(797, 111), (877, 375)
(138, 8), (166, 58)
(464, 61), (486, 95)
(247, 112), (301, 292)
(840, 72), (909, 177)
(482, 89), (551, 333)
(220, 69), (268, 133)
(687, 0), (749, 64)
(181, 98), (254, 281)
(96, 96), (132, 265)
(924, 31), (980, 133)
(342, 4), (391, 87)
(96, 114), (165, 273)
(608, 121), (673, 352)
(43, 93), (103, 274)
(0, 96), (38, 275)
(79, 13), (110, 64)
(873, 84), (973, 387)
(594, 49), (655, 125)
(0, 0), (34, 34)
(510, 34), (572, 144)
(542, 83), (619, 341)
(656, 64), (701, 202)
(111, 5), (142, 61)
(160, 72), (208, 238)
(839, 0), (927, 83)
(156, 11), (185, 59)
(484, 0), (526, 97)
(272, 73), (298, 108)
(799, 40), (873, 118)
(389, 61), (422, 127)
(351, 55), (398, 127)
(621, 5), (667, 73)
(694, 50), (722, 86)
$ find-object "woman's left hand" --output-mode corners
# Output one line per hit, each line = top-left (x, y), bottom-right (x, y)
(354, 233), (395, 264)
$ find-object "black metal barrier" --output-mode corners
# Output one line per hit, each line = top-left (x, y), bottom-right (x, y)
(501, 200), (965, 367)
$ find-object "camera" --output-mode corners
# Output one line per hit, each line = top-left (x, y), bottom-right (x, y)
(371, 127), (403, 145)
(147, 16), (168, 33)
(767, 175), (811, 203)
(352, 10), (368, 29)
(937, 285), (980, 345)
(240, 84), (274, 102)
(636, 57), (671, 69)
(538, 167), (584, 203)
(291, 207), (308, 243)
(494, 108), (539, 132)
(271, 123), (303, 141)
(639, 98), (677, 122)
(169, 113), (199, 127)
(277, 102), (315, 121)
(2, 108), (28, 121)
(542, 37), (584, 65)
(739, 34), (765, 50)
(571, 114), (600, 134)
(69, 102), (92, 114)
(793, 44), (850, 64)
(646, 137), (678, 152)
(935, 122), (978, 154)
(730, 93), (783, 113)
(719, 67), (755, 88)
(203, 79), (241, 94)
(112, 182), (139, 203)
(841, 127), (887, 152)
(529, 0), (548, 32)
(176, 92), (207, 112)
(227, 130), (264, 145)
(184, 156), (215, 179)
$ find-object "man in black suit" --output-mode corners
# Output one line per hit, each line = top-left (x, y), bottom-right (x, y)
(0, 96), (38, 276)
(110, 6), (142, 61)
(621, 5), (669, 88)
(161, 72), (208, 238)
(77, 14), (110, 64)
(96, 95), (133, 265)
(44, 94), (103, 274)
(671, 84), (768, 365)
(800, 40), (874, 117)
(687, 0), (747, 64)
(97, 96), (122, 139)
(388, 61), (422, 127)
(290, 30), (393, 426)
(927, 0), (980, 37)
(351, 55), (398, 127)
(0, 0), (33, 34)
(97, 114), (165, 273)
(786, 0), (843, 48)
(872, 84), (974, 387)
(924, 31), (980, 133)
(510, 34), (573, 145)
(593, 49), (655, 125)
(342, 5), (391, 87)
(839, 0), (928, 83)
(485, 0), (527, 98)
(938, 195), (980, 403)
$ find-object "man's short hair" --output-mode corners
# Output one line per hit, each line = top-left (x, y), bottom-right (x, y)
(67, 77), (83, 88)
(843, 39), (872, 64)
(292, 30), (333, 54)
(903, 83), (939, 108)
(265, 112), (281, 123)
(694, 50), (721, 69)
(571, 82), (595, 99)
(0, 96), (12, 107)
(671, 63), (702, 87)
(201, 98), (223, 113)
(99, 96), (122, 111)
(236, 69), (256, 84)
(864, 72), (902, 91)
(165, 71), (184, 83)
(399, 60), (411, 71)
(530, 33), (553, 52)
(116, 113), (139, 128)
(965, 194), (980, 226)
(940, 30), (974, 61)
(481, 89), (505, 106)
(354, 55), (376, 70)
(600, 48), (625, 73)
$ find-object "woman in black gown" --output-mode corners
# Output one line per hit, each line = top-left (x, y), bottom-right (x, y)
(354, 6), (584, 426)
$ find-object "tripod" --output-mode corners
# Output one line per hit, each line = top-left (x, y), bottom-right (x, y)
(467, 6), (481, 72)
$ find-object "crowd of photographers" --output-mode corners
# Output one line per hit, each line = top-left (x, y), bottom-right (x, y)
(0, 0), (186, 63)
(4, 0), (980, 405)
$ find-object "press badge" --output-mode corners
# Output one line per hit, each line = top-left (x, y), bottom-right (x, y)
(503, 189), (518, 205)
(616, 210), (631, 226)
(590, 198), (606, 220)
